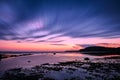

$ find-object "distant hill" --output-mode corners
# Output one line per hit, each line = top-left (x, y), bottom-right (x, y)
(65, 46), (120, 55)
(80, 46), (120, 52)
(79, 46), (120, 55)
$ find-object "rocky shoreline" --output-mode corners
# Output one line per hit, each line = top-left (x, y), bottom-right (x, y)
(0, 57), (120, 80)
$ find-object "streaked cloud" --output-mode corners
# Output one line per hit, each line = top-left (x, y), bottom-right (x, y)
(0, 0), (120, 51)
(96, 43), (120, 48)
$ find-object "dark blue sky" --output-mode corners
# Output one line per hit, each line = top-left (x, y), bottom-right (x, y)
(0, 0), (120, 51)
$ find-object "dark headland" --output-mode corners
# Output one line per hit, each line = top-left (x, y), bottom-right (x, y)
(66, 46), (120, 56)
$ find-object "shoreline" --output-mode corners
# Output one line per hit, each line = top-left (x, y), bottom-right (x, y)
(0, 57), (120, 80)
(0, 53), (32, 61)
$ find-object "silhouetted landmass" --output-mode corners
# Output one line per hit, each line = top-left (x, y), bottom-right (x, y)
(65, 46), (120, 56)
(79, 46), (120, 55)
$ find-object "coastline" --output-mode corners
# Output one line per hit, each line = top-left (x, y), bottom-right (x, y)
(0, 56), (120, 80)
(0, 53), (32, 60)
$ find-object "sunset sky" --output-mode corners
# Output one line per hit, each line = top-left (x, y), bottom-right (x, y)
(0, 0), (120, 51)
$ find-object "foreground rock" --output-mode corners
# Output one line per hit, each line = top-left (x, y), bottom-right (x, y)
(0, 58), (120, 80)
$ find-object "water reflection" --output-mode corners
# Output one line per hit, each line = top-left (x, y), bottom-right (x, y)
(0, 53), (116, 71)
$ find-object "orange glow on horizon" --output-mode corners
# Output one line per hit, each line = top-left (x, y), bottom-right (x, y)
(0, 40), (76, 51)
(0, 37), (120, 51)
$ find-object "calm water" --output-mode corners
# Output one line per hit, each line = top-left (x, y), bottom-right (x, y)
(0, 53), (106, 71)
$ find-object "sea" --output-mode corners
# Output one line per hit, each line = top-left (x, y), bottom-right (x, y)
(0, 52), (117, 71)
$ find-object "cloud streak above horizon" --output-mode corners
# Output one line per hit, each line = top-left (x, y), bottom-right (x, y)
(0, 0), (120, 46)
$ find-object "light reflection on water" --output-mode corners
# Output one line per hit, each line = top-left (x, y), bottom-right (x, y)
(0, 53), (115, 71)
